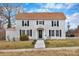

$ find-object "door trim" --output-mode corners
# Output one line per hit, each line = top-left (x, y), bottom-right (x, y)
(38, 30), (42, 39)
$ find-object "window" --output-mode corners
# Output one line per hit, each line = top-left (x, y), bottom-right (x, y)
(36, 21), (44, 25)
(27, 30), (29, 35)
(49, 30), (61, 37)
(25, 22), (27, 26)
(52, 21), (59, 27)
(54, 21), (56, 26)
(20, 30), (25, 36)
(49, 30), (54, 36)
(27, 21), (29, 26)
(52, 30), (54, 36)
(21, 30), (25, 35)
(56, 30), (59, 36)
(22, 20), (29, 26)
(27, 30), (32, 36)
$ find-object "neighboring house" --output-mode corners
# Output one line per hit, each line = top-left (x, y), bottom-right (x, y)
(0, 20), (2, 28)
(6, 12), (66, 41)
(0, 20), (5, 40)
(66, 25), (79, 37)
(66, 30), (75, 37)
(73, 26), (79, 37)
(0, 29), (5, 40)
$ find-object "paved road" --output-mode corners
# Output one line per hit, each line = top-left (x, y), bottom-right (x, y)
(0, 47), (79, 52)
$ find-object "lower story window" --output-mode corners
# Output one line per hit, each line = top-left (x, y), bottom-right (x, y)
(56, 30), (59, 36)
(56, 30), (62, 37)
(27, 30), (32, 36)
(30, 30), (32, 36)
(49, 30), (54, 37)
(49, 30), (62, 37)
(20, 30), (25, 35)
(20, 30), (32, 37)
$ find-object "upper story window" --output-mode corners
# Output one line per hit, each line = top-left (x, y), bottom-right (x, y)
(37, 21), (44, 25)
(54, 21), (56, 26)
(22, 20), (29, 26)
(52, 21), (59, 27)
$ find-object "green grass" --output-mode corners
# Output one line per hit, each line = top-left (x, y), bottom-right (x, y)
(45, 39), (79, 48)
(0, 41), (34, 49)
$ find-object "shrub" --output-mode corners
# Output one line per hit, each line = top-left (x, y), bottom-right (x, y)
(20, 34), (29, 41)
(13, 37), (15, 41)
(32, 40), (37, 45)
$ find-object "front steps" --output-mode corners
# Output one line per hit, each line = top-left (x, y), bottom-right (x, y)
(34, 40), (45, 48)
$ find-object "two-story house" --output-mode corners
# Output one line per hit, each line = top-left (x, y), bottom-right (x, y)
(6, 12), (66, 41)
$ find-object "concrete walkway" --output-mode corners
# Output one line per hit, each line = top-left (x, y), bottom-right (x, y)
(34, 40), (45, 48)
(0, 47), (79, 52)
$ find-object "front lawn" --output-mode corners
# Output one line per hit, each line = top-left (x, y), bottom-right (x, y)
(45, 39), (79, 48)
(0, 41), (34, 49)
(0, 49), (79, 56)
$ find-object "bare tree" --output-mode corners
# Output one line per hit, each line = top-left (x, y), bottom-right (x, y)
(0, 3), (23, 28)
(0, 7), (4, 15)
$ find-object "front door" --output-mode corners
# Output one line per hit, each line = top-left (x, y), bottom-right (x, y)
(38, 30), (42, 39)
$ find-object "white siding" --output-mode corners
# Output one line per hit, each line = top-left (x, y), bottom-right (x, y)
(6, 29), (19, 41)
(6, 19), (66, 41)
(16, 19), (66, 40)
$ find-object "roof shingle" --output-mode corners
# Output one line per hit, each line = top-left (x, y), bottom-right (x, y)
(16, 12), (66, 20)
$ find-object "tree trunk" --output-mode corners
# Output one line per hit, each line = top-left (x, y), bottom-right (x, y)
(7, 11), (11, 28)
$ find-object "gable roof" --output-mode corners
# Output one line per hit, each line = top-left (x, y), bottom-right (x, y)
(16, 12), (66, 20)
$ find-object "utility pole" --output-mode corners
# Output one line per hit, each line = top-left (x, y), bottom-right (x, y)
(67, 22), (70, 31)
(67, 22), (70, 37)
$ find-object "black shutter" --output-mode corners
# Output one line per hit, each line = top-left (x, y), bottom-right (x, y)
(43, 21), (44, 25)
(27, 21), (29, 26)
(60, 30), (61, 37)
(49, 30), (51, 36)
(22, 21), (24, 26)
(57, 21), (59, 26)
(30, 30), (32, 36)
(52, 21), (53, 26)
(20, 30), (21, 36)
(37, 21), (38, 25)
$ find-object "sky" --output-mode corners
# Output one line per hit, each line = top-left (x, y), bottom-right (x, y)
(22, 3), (79, 29)
(0, 3), (79, 30)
